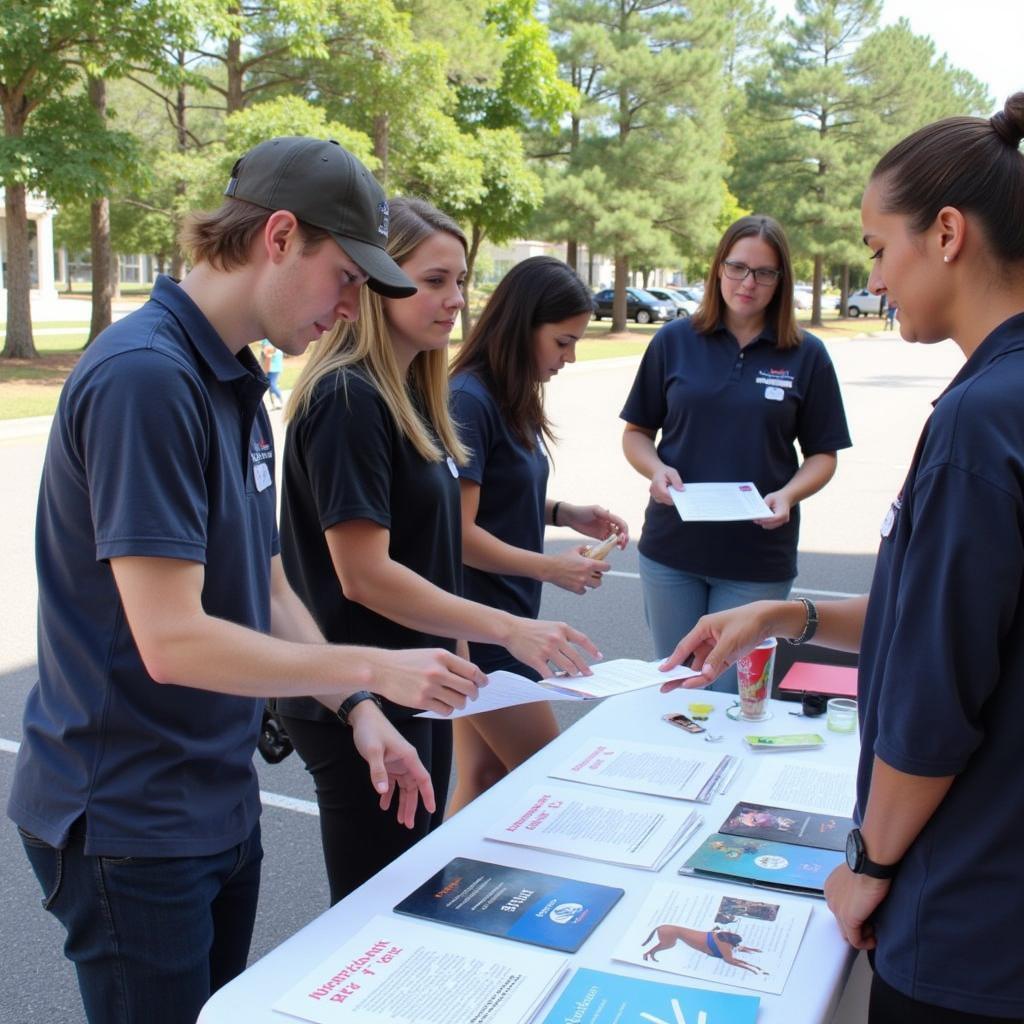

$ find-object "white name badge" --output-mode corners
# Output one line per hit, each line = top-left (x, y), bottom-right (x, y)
(764, 386), (784, 401)
(880, 496), (902, 537)
(446, 455), (459, 478)
(254, 462), (272, 492)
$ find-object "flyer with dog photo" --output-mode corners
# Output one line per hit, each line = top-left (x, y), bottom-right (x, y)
(611, 881), (811, 995)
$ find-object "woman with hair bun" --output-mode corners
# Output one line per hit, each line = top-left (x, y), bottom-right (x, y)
(621, 214), (851, 691)
(662, 93), (1024, 1022)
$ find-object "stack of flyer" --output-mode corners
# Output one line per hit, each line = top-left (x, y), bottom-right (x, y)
(484, 785), (703, 870)
(547, 737), (739, 804)
(678, 759), (856, 896)
(272, 915), (567, 1024)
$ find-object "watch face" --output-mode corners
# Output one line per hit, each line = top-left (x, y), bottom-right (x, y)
(845, 829), (861, 872)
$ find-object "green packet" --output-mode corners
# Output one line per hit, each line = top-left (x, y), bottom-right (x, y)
(744, 733), (824, 751)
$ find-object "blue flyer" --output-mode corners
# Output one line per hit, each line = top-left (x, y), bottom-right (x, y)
(540, 967), (760, 1024)
(393, 857), (623, 953)
(681, 833), (844, 895)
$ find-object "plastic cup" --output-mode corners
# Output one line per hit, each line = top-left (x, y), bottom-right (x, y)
(827, 698), (858, 733)
(736, 638), (776, 721)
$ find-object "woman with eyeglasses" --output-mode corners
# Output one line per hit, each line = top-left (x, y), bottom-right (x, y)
(621, 215), (851, 691)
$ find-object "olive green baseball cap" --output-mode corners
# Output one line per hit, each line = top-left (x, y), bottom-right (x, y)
(224, 137), (416, 298)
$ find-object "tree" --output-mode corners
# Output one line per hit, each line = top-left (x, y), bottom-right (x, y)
(542, 0), (730, 331)
(1, 1), (198, 357)
(445, 127), (543, 338)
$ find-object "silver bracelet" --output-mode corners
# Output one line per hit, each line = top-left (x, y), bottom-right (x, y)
(786, 597), (819, 646)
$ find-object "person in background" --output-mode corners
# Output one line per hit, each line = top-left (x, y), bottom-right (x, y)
(276, 201), (599, 904)
(261, 338), (284, 408)
(447, 255), (629, 812)
(7, 137), (484, 1024)
(662, 93), (1024, 1024)
(621, 214), (851, 691)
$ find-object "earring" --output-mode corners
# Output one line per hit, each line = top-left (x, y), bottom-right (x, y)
(943, 256), (950, 263)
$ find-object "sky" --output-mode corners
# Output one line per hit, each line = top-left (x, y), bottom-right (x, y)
(769, 0), (1022, 113)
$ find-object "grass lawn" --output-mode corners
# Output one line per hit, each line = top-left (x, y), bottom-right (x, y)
(0, 309), (889, 422)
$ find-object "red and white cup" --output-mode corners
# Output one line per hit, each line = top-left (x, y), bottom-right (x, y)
(737, 638), (777, 720)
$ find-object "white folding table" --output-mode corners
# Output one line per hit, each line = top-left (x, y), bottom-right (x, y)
(199, 686), (861, 1023)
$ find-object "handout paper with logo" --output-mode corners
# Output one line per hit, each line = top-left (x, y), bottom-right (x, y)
(611, 880), (811, 995)
(669, 483), (772, 522)
(393, 857), (623, 952)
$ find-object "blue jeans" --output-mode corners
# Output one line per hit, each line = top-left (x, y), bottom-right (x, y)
(19, 821), (263, 1024)
(638, 551), (794, 692)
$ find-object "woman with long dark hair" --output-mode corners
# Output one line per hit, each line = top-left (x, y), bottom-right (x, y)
(621, 215), (851, 691)
(447, 256), (628, 810)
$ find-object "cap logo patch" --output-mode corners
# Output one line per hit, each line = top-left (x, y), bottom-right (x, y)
(377, 200), (390, 237)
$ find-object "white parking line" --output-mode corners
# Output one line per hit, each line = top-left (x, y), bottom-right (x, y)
(0, 737), (321, 816)
(260, 791), (319, 816)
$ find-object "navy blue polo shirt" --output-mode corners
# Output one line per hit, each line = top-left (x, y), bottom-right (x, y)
(856, 313), (1024, 1017)
(450, 371), (549, 675)
(620, 318), (851, 581)
(7, 276), (277, 858)
(277, 370), (462, 722)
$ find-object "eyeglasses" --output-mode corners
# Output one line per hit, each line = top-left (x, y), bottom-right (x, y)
(722, 260), (782, 286)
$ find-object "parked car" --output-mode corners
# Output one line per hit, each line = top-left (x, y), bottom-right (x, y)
(836, 288), (885, 317)
(792, 286), (814, 311)
(645, 287), (699, 318)
(592, 288), (676, 324)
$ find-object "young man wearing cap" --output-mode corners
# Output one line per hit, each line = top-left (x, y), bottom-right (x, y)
(7, 137), (486, 1023)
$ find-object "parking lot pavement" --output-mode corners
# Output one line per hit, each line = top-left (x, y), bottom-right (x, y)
(0, 329), (966, 1020)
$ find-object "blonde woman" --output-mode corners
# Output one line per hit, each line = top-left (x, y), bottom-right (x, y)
(275, 198), (597, 904)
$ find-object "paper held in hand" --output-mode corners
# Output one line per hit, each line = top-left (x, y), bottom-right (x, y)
(670, 482), (772, 522)
(416, 658), (701, 720)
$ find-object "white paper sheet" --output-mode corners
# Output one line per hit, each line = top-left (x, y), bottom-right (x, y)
(737, 759), (857, 817)
(670, 483), (772, 522)
(484, 785), (703, 870)
(612, 880), (812, 995)
(416, 659), (700, 719)
(273, 915), (567, 1024)
(548, 737), (739, 804)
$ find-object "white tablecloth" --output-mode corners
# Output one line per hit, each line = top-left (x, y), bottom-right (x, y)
(199, 686), (860, 1023)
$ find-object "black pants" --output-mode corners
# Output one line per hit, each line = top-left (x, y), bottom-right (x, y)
(278, 712), (451, 906)
(870, 971), (1023, 1024)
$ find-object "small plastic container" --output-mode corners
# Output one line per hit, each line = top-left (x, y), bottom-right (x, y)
(827, 698), (858, 733)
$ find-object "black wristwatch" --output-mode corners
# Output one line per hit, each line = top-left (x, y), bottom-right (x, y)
(845, 827), (899, 879)
(335, 690), (382, 726)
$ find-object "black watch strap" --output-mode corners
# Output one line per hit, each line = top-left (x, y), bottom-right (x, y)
(335, 690), (381, 726)
(786, 597), (819, 646)
(846, 827), (899, 879)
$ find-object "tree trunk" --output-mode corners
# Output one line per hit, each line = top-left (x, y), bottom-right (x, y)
(839, 264), (850, 319)
(170, 54), (189, 276)
(460, 224), (484, 343)
(226, 31), (244, 113)
(87, 77), (113, 347)
(612, 254), (628, 333)
(566, 239), (578, 272)
(811, 253), (824, 328)
(373, 113), (389, 187)
(1, 181), (37, 358)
